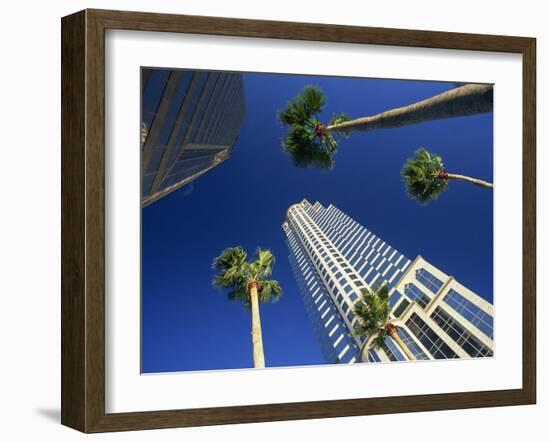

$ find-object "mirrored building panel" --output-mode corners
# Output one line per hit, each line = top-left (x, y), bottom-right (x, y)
(141, 69), (246, 207)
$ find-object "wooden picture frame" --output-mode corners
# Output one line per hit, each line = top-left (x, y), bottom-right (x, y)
(61, 8), (536, 433)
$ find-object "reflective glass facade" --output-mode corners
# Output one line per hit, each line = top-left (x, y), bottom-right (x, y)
(141, 69), (246, 206)
(283, 199), (494, 364)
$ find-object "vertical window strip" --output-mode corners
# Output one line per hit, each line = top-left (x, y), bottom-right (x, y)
(415, 268), (444, 293)
(430, 307), (493, 357)
(397, 327), (429, 360)
(406, 313), (459, 359)
(403, 283), (431, 308)
(443, 289), (494, 339)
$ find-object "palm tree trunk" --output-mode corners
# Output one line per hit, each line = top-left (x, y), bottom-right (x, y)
(249, 282), (265, 368)
(324, 84), (492, 134)
(446, 172), (493, 189)
(388, 327), (416, 361)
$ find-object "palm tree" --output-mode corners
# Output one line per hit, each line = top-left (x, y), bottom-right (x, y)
(277, 84), (493, 168)
(212, 246), (282, 368)
(353, 285), (416, 361)
(277, 85), (350, 169)
(401, 147), (493, 205)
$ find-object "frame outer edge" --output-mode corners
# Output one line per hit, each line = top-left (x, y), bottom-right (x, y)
(60, 8), (537, 433)
(84, 9), (108, 433)
(61, 10), (87, 432)
(522, 37), (536, 404)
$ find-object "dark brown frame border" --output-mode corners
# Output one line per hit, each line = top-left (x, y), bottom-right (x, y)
(61, 8), (536, 433)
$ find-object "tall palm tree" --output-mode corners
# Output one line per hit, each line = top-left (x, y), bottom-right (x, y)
(212, 246), (282, 368)
(353, 285), (416, 361)
(277, 84), (493, 169)
(401, 147), (493, 205)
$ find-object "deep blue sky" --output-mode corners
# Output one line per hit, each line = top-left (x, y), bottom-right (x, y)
(142, 72), (493, 373)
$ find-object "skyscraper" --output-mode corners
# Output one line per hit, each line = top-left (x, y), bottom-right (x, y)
(141, 69), (246, 207)
(283, 199), (494, 364)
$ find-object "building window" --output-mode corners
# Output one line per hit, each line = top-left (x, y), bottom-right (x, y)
(371, 274), (385, 289)
(370, 254), (383, 268)
(415, 268), (444, 294)
(360, 265), (372, 277)
(430, 307), (493, 357)
(396, 328), (429, 360)
(383, 336), (406, 361)
(385, 266), (400, 283)
(368, 349), (381, 363)
(403, 283), (431, 308)
(443, 289), (493, 339)
(378, 261), (390, 275)
(393, 299), (410, 318)
(406, 313), (459, 359)
(389, 289), (401, 307)
(389, 253), (402, 264)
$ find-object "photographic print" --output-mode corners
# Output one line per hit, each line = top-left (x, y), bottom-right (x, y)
(141, 68), (494, 373)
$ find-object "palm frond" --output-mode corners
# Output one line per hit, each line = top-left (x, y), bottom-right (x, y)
(277, 101), (310, 127)
(300, 85), (325, 114)
(212, 274), (234, 289)
(401, 147), (448, 205)
(227, 286), (249, 306)
(371, 334), (387, 350)
(277, 85), (354, 170)
(258, 279), (282, 303)
(282, 125), (335, 169)
(353, 286), (392, 348)
(212, 246), (247, 272)
(249, 248), (275, 281)
(256, 248), (275, 271)
(277, 85), (326, 127)
(212, 246), (249, 308)
(212, 246), (283, 309)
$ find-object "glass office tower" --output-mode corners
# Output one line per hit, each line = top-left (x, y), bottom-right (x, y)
(141, 69), (246, 207)
(283, 199), (494, 364)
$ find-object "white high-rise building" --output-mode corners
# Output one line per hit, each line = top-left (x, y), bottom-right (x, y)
(282, 199), (494, 364)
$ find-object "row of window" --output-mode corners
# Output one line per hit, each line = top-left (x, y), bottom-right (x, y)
(406, 313), (459, 359)
(403, 283), (431, 308)
(305, 205), (410, 292)
(286, 229), (359, 363)
(444, 289), (493, 339)
(292, 216), (364, 343)
(430, 307), (493, 357)
(288, 233), (343, 362)
(415, 268), (444, 294)
(291, 209), (363, 310)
